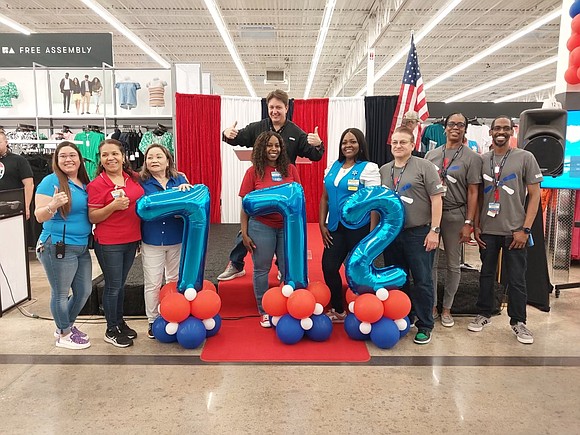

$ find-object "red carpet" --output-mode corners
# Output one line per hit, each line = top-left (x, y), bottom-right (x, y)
(201, 223), (370, 362)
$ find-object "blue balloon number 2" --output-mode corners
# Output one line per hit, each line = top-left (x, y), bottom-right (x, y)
(341, 185), (407, 294)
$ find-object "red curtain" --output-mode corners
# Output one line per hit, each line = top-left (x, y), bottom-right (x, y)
(175, 93), (222, 223)
(292, 98), (328, 223)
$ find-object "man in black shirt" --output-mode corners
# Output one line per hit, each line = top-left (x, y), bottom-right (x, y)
(218, 89), (325, 280)
(0, 132), (34, 220)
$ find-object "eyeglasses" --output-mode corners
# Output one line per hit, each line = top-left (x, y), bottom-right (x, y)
(492, 125), (513, 132)
(391, 140), (411, 146)
(58, 153), (79, 160)
(446, 122), (466, 129)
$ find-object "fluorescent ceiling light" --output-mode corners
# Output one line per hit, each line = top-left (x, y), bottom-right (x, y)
(0, 13), (32, 35)
(443, 56), (558, 103)
(304, 0), (337, 99)
(203, 0), (256, 97)
(493, 82), (556, 104)
(426, 8), (561, 90)
(355, 0), (464, 97)
(81, 0), (170, 69)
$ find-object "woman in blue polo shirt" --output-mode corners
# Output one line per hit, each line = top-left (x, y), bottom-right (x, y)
(35, 141), (92, 350)
(140, 144), (192, 339)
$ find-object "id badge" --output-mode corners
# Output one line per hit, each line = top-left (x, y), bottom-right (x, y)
(347, 179), (360, 191)
(111, 189), (125, 199)
(487, 202), (500, 217)
(271, 171), (282, 182)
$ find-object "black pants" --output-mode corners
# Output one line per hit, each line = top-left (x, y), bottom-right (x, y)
(62, 90), (71, 111)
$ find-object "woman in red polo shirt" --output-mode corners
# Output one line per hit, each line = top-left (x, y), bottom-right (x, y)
(87, 139), (144, 348)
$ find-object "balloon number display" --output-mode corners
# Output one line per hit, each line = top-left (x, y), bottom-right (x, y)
(137, 185), (222, 349)
(341, 186), (412, 349)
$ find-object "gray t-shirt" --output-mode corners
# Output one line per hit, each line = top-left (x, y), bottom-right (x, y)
(479, 148), (543, 236)
(380, 156), (445, 229)
(425, 145), (482, 211)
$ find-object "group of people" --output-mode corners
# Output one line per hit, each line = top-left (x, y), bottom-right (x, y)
(59, 73), (103, 115)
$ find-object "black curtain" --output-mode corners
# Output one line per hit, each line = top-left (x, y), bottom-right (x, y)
(261, 98), (294, 121)
(365, 96), (398, 167)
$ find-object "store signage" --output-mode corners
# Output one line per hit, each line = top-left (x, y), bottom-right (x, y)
(0, 33), (113, 67)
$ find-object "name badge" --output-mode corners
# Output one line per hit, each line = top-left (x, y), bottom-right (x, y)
(111, 189), (125, 199)
(271, 171), (282, 182)
(347, 179), (360, 191)
(487, 202), (500, 217)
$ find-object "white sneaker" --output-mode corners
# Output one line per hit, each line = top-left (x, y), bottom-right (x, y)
(56, 332), (91, 350)
(217, 262), (246, 281)
(468, 315), (491, 332)
(511, 322), (534, 344)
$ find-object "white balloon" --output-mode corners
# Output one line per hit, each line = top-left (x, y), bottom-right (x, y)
(165, 322), (179, 335)
(313, 303), (324, 315)
(281, 284), (295, 297)
(184, 287), (197, 301)
(271, 315), (281, 326)
(359, 322), (372, 335)
(394, 318), (408, 331)
(202, 318), (216, 330)
(300, 317), (313, 330)
(348, 301), (355, 313)
(375, 288), (389, 301)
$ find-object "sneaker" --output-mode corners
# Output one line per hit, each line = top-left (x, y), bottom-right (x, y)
(120, 320), (137, 339)
(54, 325), (89, 340)
(104, 326), (133, 348)
(277, 270), (282, 282)
(511, 322), (534, 344)
(56, 332), (91, 350)
(326, 309), (347, 323)
(441, 313), (455, 327)
(217, 262), (246, 281)
(433, 310), (440, 320)
(414, 329), (431, 344)
(147, 323), (154, 339)
(260, 314), (272, 328)
(468, 315), (491, 332)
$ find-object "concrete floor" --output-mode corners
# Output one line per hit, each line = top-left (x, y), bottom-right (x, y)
(1, 244), (579, 434)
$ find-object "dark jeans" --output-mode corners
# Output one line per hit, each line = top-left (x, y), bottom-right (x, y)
(478, 233), (527, 324)
(383, 225), (435, 331)
(322, 223), (370, 313)
(229, 231), (247, 270)
(94, 240), (139, 329)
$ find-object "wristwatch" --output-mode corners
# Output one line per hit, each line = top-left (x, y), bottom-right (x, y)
(464, 219), (474, 226)
(431, 226), (441, 234)
(523, 227), (532, 234)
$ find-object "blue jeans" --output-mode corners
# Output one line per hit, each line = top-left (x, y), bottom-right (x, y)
(249, 218), (285, 315)
(229, 231), (247, 270)
(94, 240), (139, 329)
(478, 233), (528, 324)
(383, 225), (435, 331)
(37, 237), (92, 333)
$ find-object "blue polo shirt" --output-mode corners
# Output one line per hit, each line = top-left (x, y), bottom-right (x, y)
(140, 175), (188, 246)
(37, 173), (91, 246)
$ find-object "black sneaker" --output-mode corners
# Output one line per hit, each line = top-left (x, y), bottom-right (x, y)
(147, 323), (154, 339)
(120, 320), (137, 339)
(104, 326), (133, 348)
(413, 329), (431, 344)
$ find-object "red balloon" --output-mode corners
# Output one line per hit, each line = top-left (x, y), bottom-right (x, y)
(566, 66), (580, 85)
(159, 292), (190, 323)
(345, 288), (358, 305)
(353, 293), (384, 323)
(262, 286), (288, 316)
(190, 290), (222, 319)
(307, 281), (331, 306)
(571, 47), (580, 67)
(567, 33), (580, 51)
(202, 279), (217, 292)
(159, 281), (178, 302)
(382, 290), (412, 320)
(573, 15), (580, 34)
(287, 289), (316, 319)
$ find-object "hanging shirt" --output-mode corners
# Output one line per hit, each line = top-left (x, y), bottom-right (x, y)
(139, 131), (174, 155)
(74, 130), (105, 180)
(115, 81), (141, 109)
(146, 79), (167, 107)
(0, 82), (19, 107)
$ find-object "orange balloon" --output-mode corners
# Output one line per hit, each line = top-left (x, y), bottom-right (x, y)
(202, 279), (217, 292)
(287, 289), (316, 319)
(262, 286), (288, 316)
(353, 293), (384, 323)
(382, 290), (412, 320)
(159, 292), (190, 323)
(345, 288), (358, 305)
(307, 281), (331, 306)
(159, 281), (178, 302)
(190, 290), (222, 319)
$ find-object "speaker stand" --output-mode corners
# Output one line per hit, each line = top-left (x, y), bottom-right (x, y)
(554, 282), (580, 297)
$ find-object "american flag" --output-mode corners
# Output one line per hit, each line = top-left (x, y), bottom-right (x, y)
(388, 35), (429, 150)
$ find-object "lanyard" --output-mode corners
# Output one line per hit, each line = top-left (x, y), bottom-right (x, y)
(440, 145), (463, 180)
(490, 149), (511, 202)
(390, 159), (410, 193)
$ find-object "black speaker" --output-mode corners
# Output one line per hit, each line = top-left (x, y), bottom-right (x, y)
(518, 108), (567, 177)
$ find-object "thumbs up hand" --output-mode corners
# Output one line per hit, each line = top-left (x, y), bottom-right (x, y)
(223, 121), (239, 140)
(50, 186), (69, 209)
(307, 126), (322, 147)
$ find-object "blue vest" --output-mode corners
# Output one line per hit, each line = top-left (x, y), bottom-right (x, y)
(324, 160), (369, 232)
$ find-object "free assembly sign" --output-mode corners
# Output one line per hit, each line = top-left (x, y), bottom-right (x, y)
(0, 33), (113, 67)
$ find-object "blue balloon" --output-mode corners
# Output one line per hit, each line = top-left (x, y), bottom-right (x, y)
(370, 317), (400, 349)
(344, 313), (369, 341)
(571, 1), (580, 18)
(341, 185), (407, 294)
(399, 316), (411, 338)
(176, 316), (207, 349)
(275, 314), (305, 344)
(205, 314), (222, 338)
(137, 184), (210, 292)
(242, 182), (308, 289)
(152, 316), (177, 343)
(305, 314), (333, 342)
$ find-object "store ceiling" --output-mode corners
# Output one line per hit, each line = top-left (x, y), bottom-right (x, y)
(0, 0), (562, 103)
